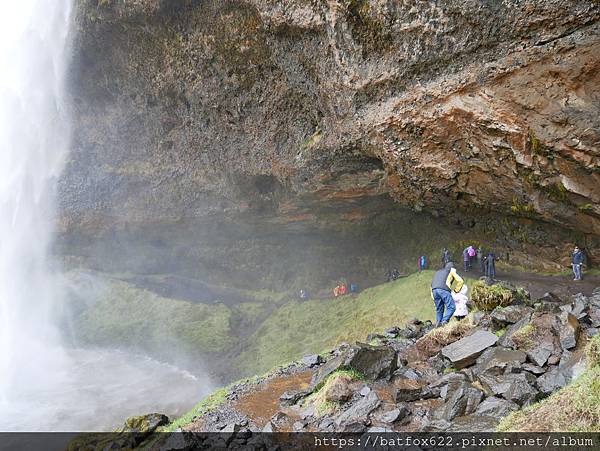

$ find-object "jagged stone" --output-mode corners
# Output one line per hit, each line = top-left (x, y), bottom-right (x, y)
(279, 389), (311, 406)
(438, 381), (483, 421)
(475, 396), (520, 419)
(536, 367), (570, 395)
(586, 328), (599, 338)
(422, 419), (452, 432)
(310, 355), (344, 389)
(343, 343), (397, 381)
(547, 354), (560, 365)
(503, 377), (539, 406)
(374, 404), (410, 424)
(588, 307), (600, 328)
(473, 347), (526, 376)
(334, 391), (380, 428)
(498, 317), (531, 349)
(490, 305), (533, 325)
(384, 327), (400, 338)
(441, 330), (498, 368)
(521, 363), (545, 375)
(559, 312), (579, 350)
(394, 379), (427, 402)
(571, 296), (587, 319)
(359, 385), (371, 396)
(323, 375), (353, 403)
(394, 366), (422, 380)
(478, 372), (536, 397)
(526, 340), (554, 367)
(301, 354), (322, 367)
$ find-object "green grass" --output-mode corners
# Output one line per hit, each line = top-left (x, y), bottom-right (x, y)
(72, 278), (236, 356)
(233, 271), (447, 376)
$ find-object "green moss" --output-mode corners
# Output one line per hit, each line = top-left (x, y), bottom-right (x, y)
(546, 182), (568, 202)
(529, 131), (543, 155)
(511, 196), (535, 216)
(578, 203), (594, 212)
(471, 281), (515, 312)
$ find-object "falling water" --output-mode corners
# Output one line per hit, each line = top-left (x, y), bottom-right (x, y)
(0, 0), (72, 408)
(0, 1), (210, 432)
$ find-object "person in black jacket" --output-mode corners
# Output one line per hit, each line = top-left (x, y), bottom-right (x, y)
(572, 246), (585, 281)
(485, 252), (496, 280)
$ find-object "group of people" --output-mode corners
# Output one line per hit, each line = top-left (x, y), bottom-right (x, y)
(385, 268), (402, 282)
(333, 282), (359, 297)
(442, 246), (497, 279)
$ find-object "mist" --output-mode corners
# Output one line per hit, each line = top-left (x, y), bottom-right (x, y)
(0, 0), (212, 432)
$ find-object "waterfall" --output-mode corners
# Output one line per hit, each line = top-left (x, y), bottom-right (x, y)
(0, 0), (72, 409)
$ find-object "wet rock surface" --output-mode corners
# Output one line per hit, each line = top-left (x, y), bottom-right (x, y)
(441, 330), (498, 368)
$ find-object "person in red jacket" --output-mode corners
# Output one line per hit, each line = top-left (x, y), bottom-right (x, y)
(339, 283), (347, 295)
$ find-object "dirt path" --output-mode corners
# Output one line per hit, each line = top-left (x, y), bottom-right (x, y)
(462, 266), (600, 300)
(234, 371), (312, 429)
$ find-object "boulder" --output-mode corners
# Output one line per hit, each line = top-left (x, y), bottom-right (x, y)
(473, 347), (526, 376)
(438, 381), (483, 421)
(526, 340), (554, 367)
(498, 317), (531, 348)
(490, 305), (533, 325)
(478, 372), (535, 397)
(301, 354), (323, 367)
(429, 372), (468, 398)
(536, 367), (570, 395)
(334, 391), (380, 428)
(559, 312), (579, 350)
(374, 404), (410, 424)
(571, 296), (587, 319)
(441, 330), (498, 368)
(588, 307), (600, 328)
(394, 366), (422, 380)
(394, 378), (427, 402)
(503, 377), (539, 406)
(521, 363), (545, 375)
(311, 355), (344, 389)
(474, 397), (520, 419)
(121, 413), (169, 434)
(279, 389), (311, 406)
(359, 385), (371, 396)
(343, 343), (397, 381)
(323, 375), (353, 403)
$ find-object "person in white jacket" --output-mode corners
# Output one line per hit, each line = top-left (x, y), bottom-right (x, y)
(452, 284), (469, 321)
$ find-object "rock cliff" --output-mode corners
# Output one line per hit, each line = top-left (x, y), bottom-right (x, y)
(60, 0), (600, 286)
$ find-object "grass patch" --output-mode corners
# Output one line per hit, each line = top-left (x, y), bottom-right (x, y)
(471, 281), (515, 311)
(510, 323), (536, 350)
(307, 369), (364, 417)
(498, 366), (600, 432)
(234, 272), (440, 376)
(71, 278), (236, 356)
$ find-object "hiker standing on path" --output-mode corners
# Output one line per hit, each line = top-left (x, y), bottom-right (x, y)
(431, 262), (464, 327)
(485, 252), (496, 280)
(477, 246), (485, 274)
(572, 246), (585, 281)
(463, 247), (471, 271)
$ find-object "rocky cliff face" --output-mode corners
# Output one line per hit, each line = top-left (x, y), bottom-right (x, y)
(60, 0), (600, 285)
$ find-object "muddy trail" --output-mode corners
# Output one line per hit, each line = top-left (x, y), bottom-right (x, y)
(478, 267), (600, 299)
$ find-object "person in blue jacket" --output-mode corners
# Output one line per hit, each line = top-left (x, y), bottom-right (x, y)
(572, 246), (585, 281)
